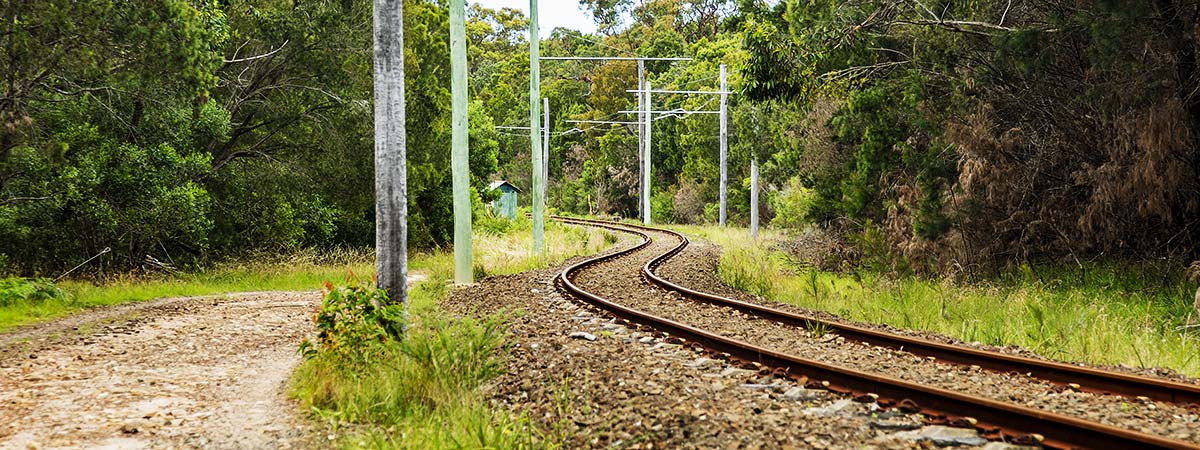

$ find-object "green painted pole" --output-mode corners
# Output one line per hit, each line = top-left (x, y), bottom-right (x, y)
(529, 0), (544, 254)
(450, 0), (471, 284)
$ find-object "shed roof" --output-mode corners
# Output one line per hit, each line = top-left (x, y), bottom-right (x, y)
(488, 180), (522, 193)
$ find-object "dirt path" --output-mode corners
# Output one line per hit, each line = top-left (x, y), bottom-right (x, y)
(0, 291), (320, 450)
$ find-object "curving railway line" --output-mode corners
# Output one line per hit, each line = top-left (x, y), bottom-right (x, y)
(552, 216), (1200, 450)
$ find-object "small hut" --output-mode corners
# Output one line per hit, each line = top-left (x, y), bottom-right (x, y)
(488, 180), (521, 219)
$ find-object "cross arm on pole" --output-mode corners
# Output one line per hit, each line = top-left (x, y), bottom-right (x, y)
(566, 119), (640, 125)
(540, 56), (692, 61)
(625, 89), (734, 95)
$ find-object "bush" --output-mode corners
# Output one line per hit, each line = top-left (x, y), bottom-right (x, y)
(300, 282), (406, 360)
(0, 278), (70, 308)
(770, 177), (817, 230)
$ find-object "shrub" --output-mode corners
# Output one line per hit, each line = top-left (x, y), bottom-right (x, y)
(0, 278), (70, 308)
(770, 177), (817, 230)
(300, 282), (406, 360)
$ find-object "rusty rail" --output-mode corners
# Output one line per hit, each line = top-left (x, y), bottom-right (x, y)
(558, 215), (1200, 405)
(554, 216), (1200, 450)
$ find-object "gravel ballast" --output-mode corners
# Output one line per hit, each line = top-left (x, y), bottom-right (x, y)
(567, 226), (1200, 444)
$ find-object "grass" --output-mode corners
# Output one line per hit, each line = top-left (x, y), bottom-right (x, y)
(290, 218), (615, 449)
(674, 225), (1200, 377)
(0, 216), (617, 334)
(0, 249), (376, 332)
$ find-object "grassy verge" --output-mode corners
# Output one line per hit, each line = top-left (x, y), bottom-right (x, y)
(674, 225), (1200, 377)
(0, 216), (619, 334)
(0, 250), (375, 332)
(290, 219), (616, 449)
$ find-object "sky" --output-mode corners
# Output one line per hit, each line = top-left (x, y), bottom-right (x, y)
(472, 1), (598, 34)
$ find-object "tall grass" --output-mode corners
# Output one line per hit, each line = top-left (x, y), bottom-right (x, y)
(676, 225), (1200, 377)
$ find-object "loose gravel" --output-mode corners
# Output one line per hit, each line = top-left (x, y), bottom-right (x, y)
(0, 292), (318, 449)
(443, 249), (950, 449)
(568, 225), (1200, 444)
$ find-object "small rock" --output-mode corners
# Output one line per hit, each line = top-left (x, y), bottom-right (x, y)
(684, 357), (719, 369)
(870, 419), (921, 431)
(120, 423), (140, 434)
(568, 332), (597, 341)
(781, 386), (823, 401)
(738, 383), (777, 391)
(803, 399), (855, 417)
(892, 425), (987, 447)
(719, 367), (755, 377)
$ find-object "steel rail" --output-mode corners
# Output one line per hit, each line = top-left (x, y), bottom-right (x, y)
(558, 216), (1200, 406)
(553, 216), (1200, 450)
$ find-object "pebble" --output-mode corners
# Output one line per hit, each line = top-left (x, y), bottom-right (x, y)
(781, 386), (822, 401)
(568, 331), (597, 341)
(869, 418), (922, 431)
(891, 425), (988, 446)
(803, 398), (855, 417)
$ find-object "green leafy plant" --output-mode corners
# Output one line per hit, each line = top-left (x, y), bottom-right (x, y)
(300, 281), (406, 360)
(0, 278), (70, 308)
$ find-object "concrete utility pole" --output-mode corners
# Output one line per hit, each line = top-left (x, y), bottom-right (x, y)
(637, 60), (645, 221)
(751, 156), (759, 238)
(449, 0), (471, 284)
(642, 80), (652, 224)
(529, 0), (544, 254)
(718, 64), (728, 227)
(372, 0), (407, 305)
(543, 97), (550, 205)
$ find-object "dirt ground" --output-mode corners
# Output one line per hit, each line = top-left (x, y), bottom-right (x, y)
(0, 291), (320, 450)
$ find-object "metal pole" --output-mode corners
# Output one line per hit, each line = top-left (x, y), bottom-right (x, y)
(751, 156), (759, 239)
(529, 0), (544, 254)
(637, 59), (645, 222)
(643, 80), (652, 225)
(450, 0), (471, 284)
(372, 0), (408, 307)
(719, 64), (728, 227)
(543, 97), (550, 206)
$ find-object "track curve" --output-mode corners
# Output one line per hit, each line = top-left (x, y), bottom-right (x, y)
(553, 216), (1199, 450)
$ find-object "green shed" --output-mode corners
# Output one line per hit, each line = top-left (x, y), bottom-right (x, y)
(488, 180), (521, 220)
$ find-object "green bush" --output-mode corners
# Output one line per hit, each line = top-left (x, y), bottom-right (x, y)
(300, 282), (406, 360)
(770, 177), (817, 230)
(0, 278), (70, 308)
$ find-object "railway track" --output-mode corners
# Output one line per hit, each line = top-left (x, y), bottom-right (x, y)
(552, 216), (1200, 450)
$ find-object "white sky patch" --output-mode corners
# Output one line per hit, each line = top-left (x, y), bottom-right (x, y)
(472, 0), (598, 34)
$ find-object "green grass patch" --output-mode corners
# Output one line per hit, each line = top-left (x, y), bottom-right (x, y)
(289, 220), (613, 449)
(675, 225), (1200, 377)
(0, 249), (376, 332)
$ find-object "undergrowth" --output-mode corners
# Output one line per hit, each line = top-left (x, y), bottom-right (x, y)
(289, 220), (616, 448)
(677, 225), (1200, 377)
(291, 281), (538, 449)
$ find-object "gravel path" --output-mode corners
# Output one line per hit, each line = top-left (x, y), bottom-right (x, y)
(0, 292), (319, 450)
(569, 226), (1200, 444)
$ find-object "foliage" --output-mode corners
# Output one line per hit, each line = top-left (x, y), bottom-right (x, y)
(769, 177), (815, 230)
(0, 278), (69, 309)
(301, 282), (406, 360)
(739, 0), (1200, 269)
(0, 0), (503, 276)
